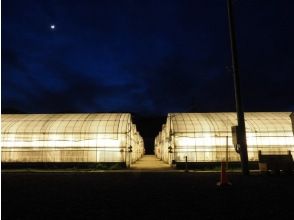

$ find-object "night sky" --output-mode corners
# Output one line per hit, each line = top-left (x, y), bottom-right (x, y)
(2, 0), (294, 116)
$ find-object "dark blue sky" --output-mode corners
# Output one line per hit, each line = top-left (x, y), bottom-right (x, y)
(2, 0), (294, 115)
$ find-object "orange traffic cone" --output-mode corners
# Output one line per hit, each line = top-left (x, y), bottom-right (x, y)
(217, 161), (232, 187)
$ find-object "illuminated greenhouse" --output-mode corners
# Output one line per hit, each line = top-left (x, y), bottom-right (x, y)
(1, 113), (144, 165)
(155, 112), (294, 165)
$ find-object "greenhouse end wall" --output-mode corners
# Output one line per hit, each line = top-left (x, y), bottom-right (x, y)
(291, 113), (294, 136)
(1, 113), (144, 164)
(155, 112), (294, 164)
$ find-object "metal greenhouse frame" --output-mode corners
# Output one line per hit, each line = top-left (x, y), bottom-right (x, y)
(1, 113), (144, 165)
(155, 112), (294, 165)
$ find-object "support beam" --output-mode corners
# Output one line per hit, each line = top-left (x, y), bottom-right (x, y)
(227, 0), (249, 175)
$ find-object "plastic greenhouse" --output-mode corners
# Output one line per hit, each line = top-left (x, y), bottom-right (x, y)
(1, 113), (144, 165)
(155, 112), (294, 165)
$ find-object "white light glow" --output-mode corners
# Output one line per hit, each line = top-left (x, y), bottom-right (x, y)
(1, 113), (145, 163)
(2, 138), (121, 148)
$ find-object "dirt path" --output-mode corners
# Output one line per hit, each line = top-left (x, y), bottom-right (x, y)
(131, 155), (172, 170)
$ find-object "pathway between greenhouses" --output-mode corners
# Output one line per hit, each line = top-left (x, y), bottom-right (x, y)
(131, 155), (172, 171)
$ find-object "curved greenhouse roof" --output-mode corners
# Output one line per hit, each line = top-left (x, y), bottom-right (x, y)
(156, 112), (294, 163)
(1, 113), (144, 163)
(168, 112), (293, 135)
(2, 113), (131, 135)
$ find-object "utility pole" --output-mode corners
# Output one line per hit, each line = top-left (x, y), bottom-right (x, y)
(227, 0), (249, 175)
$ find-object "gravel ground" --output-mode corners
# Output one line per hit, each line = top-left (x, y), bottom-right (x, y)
(2, 172), (294, 220)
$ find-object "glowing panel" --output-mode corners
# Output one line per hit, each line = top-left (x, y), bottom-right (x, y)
(155, 112), (294, 163)
(1, 113), (145, 163)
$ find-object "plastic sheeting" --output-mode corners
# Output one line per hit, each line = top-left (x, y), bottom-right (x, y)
(155, 112), (294, 164)
(1, 113), (144, 164)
